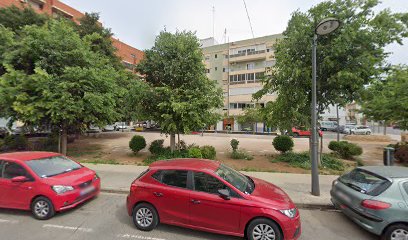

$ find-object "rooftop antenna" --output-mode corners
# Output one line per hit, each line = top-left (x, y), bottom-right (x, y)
(212, 6), (215, 40)
(223, 28), (227, 44)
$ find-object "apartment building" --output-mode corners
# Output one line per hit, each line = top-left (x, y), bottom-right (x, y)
(0, 0), (144, 70)
(202, 34), (283, 132)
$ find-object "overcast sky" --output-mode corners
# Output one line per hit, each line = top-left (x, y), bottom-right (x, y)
(62, 0), (407, 65)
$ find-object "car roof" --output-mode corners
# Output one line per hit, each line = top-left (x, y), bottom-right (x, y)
(149, 158), (221, 172)
(0, 151), (61, 161)
(358, 166), (408, 179)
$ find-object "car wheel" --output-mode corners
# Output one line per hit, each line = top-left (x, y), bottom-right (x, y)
(292, 133), (299, 138)
(366, 131), (371, 135)
(247, 218), (282, 240)
(31, 196), (55, 220)
(132, 203), (159, 231)
(382, 224), (408, 240)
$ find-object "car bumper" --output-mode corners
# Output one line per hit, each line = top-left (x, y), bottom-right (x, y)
(331, 195), (386, 236)
(282, 213), (301, 240)
(53, 179), (101, 211)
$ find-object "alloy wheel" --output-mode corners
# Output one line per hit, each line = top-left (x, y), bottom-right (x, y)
(34, 200), (50, 218)
(252, 223), (276, 240)
(135, 207), (153, 228)
(390, 229), (408, 240)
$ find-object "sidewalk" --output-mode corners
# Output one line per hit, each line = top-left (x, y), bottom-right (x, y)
(84, 163), (338, 209)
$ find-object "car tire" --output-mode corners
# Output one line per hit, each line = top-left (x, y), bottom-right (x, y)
(366, 131), (371, 135)
(293, 133), (299, 138)
(247, 218), (282, 240)
(382, 224), (408, 240)
(132, 203), (159, 231)
(31, 196), (55, 220)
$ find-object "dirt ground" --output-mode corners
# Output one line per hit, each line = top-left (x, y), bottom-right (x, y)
(67, 131), (396, 173)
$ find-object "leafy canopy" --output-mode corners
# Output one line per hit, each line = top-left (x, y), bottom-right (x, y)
(255, 0), (408, 130)
(137, 31), (223, 136)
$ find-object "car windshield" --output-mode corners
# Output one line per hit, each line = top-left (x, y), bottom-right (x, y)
(339, 169), (391, 196)
(26, 156), (82, 178)
(215, 164), (255, 194)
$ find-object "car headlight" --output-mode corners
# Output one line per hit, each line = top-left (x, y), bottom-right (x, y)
(280, 208), (297, 219)
(94, 173), (100, 180)
(52, 185), (74, 194)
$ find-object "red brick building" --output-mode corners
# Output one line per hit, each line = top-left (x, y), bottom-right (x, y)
(0, 0), (144, 70)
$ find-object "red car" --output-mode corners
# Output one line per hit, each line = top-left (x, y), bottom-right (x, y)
(291, 127), (323, 137)
(0, 152), (100, 220)
(126, 159), (301, 240)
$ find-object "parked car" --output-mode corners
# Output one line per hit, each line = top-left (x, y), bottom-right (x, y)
(291, 127), (323, 137)
(126, 159), (301, 240)
(115, 122), (129, 131)
(0, 127), (10, 138)
(0, 152), (100, 219)
(335, 125), (345, 133)
(85, 125), (101, 133)
(349, 126), (371, 135)
(319, 121), (338, 131)
(331, 166), (408, 240)
(102, 125), (116, 132)
(343, 124), (357, 134)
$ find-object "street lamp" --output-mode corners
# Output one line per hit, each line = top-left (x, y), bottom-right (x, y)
(311, 18), (340, 196)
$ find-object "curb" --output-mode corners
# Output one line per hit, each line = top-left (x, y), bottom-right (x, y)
(100, 188), (335, 210)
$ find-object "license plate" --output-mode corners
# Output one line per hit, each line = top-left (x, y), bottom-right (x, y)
(336, 191), (351, 203)
(80, 185), (95, 196)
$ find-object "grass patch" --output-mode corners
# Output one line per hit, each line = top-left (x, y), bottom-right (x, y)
(67, 144), (102, 157)
(231, 150), (254, 160)
(80, 159), (120, 165)
(273, 152), (345, 172)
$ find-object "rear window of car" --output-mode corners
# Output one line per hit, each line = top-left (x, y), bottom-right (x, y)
(339, 169), (391, 196)
(403, 182), (408, 195)
(151, 170), (188, 189)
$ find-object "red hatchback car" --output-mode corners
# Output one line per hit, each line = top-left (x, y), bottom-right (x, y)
(0, 152), (100, 220)
(126, 159), (301, 240)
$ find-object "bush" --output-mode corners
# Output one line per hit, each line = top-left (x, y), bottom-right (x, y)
(176, 140), (187, 151)
(143, 149), (190, 165)
(129, 135), (146, 153)
(231, 150), (253, 160)
(273, 135), (294, 153)
(230, 139), (239, 151)
(149, 139), (165, 155)
(328, 141), (363, 159)
(3, 135), (28, 151)
(188, 147), (202, 158)
(200, 145), (216, 160)
(395, 143), (408, 164)
(0, 139), (4, 152)
(274, 152), (345, 171)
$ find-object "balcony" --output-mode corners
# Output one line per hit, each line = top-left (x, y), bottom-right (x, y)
(229, 50), (266, 63)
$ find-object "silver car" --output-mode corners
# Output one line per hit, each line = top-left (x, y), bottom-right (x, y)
(331, 166), (408, 240)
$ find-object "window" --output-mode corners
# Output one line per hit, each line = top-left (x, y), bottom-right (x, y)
(193, 172), (239, 197)
(205, 55), (210, 60)
(152, 170), (188, 189)
(224, 55), (229, 59)
(247, 63), (255, 70)
(215, 67), (218, 71)
(267, 48), (270, 52)
(223, 68), (226, 72)
(255, 72), (264, 80)
(0, 160), (3, 178)
(26, 156), (82, 178)
(206, 69), (210, 73)
(338, 169), (391, 196)
(403, 182), (408, 195)
(215, 54), (218, 58)
(247, 73), (255, 81)
(2, 162), (29, 179)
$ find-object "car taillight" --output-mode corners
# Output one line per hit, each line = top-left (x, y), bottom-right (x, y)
(361, 200), (391, 210)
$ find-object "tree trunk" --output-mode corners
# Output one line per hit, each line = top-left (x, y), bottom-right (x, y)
(60, 129), (67, 155)
(170, 133), (176, 152)
(383, 121), (387, 135)
(177, 132), (180, 150)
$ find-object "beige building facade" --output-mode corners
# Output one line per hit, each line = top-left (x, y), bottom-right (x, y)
(201, 34), (282, 132)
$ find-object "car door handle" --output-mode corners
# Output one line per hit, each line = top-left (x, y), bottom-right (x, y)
(191, 199), (201, 204)
(153, 192), (163, 197)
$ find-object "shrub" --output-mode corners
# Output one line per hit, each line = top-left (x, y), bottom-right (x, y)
(129, 135), (146, 153)
(149, 139), (165, 155)
(328, 141), (363, 159)
(3, 135), (28, 151)
(143, 149), (190, 165)
(274, 152), (344, 171)
(200, 145), (216, 160)
(176, 140), (187, 151)
(273, 135), (294, 153)
(231, 150), (253, 160)
(395, 144), (408, 164)
(230, 139), (239, 151)
(188, 147), (202, 158)
(0, 139), (4, 152)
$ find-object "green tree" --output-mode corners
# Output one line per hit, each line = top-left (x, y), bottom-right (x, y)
(360, 66), (408, 130)
(137, 31), (223, 151)
(237, 107), (263, 133)
(0, 5), (48, 32)
(0, 20), (124, 154)
(255, 0), (408, 131)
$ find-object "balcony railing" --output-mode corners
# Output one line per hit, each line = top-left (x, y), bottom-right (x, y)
(229, 50), (266, 58)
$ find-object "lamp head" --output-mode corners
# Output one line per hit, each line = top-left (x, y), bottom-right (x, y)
(315, 18), (340, 36)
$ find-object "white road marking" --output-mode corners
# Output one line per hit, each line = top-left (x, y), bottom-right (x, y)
(42, 224), (93, 233)
(0, 219), (18, 224)
(117, 234), (166, 240)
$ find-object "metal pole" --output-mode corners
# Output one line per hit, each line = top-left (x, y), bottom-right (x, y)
(311, 34), (320, 196)
(336, 104), (340, 142)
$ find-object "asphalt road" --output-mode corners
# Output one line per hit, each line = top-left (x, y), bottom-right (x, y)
(0, 193), (377, 240)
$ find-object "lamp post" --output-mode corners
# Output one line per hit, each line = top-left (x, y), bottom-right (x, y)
(311, 18), (340, 196)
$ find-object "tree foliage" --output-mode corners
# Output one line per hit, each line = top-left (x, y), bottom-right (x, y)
(137, 31), (223, 150)
(360, 66), (408, 130)
(0, 5), (48, 32)
(255, 0), (408, 131)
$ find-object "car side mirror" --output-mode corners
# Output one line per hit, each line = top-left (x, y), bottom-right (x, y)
(11, 176), (29, 183)
(218, 189), (231, 200)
